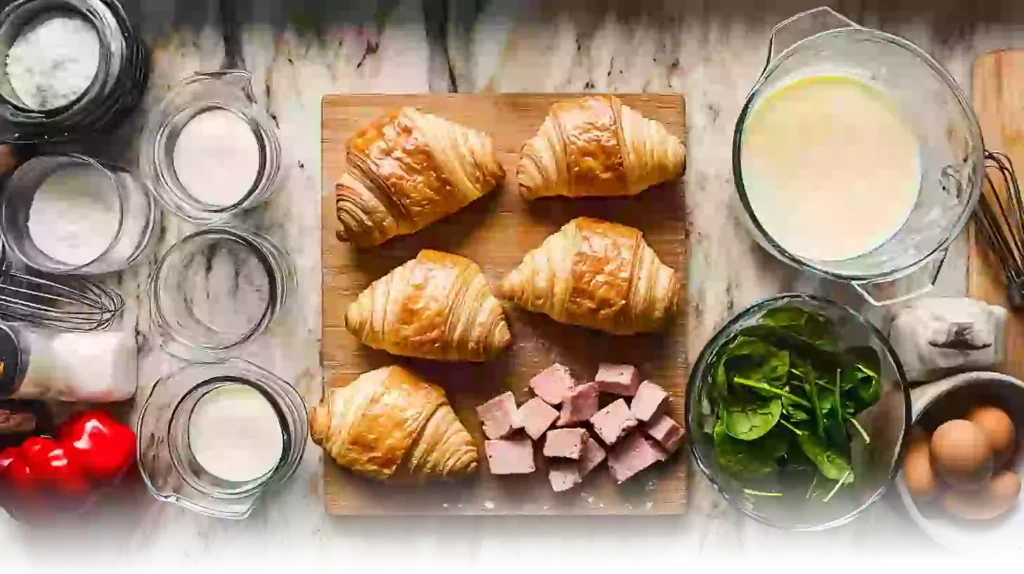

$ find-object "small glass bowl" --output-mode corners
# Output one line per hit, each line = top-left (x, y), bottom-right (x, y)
(1, 154), (158, 275)
(136, 358), (306, 519)
(686, 293), (911, 530)
(150, 227), (293, 361)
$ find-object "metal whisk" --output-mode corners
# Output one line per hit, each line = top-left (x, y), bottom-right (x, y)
(0, 243), (123, 331)
(974, 150), (1024, 308)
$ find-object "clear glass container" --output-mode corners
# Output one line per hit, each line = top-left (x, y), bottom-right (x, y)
(1, 154), (158, 274)
(139, 70), (283, 224)
(0, 0), (149, 142)
(136, 358), (306, 519)
(686, 294), (911, 530)
(150, 226), (293, 361)
(732, 7), (984, 305)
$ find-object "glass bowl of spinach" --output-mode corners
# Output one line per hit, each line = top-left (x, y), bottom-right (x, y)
(687, 294), (910, 530)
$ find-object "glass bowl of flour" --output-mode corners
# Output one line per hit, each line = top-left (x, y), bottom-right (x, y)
(139, 70), (283, 224)
(0, 153), (158, 274)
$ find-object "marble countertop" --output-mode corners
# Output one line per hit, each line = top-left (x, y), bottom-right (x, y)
(4, 0), (1024, 569)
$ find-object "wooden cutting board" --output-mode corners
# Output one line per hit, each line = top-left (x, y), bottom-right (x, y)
(320, 94), (688, 515)
(970, 51), (1024, 380)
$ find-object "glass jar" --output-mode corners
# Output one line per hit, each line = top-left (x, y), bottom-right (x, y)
(136, 359), (306, 519)
(1, 154), (159, 275)
(139, 70), (283, 224)
(150, 226), (294, 361)
(732, 7), (983, 305)
(0, 0), (149, 142)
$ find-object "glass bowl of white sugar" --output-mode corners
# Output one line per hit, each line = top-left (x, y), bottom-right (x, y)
(0, 153), (158, 274)
(139, 70), (282, 223)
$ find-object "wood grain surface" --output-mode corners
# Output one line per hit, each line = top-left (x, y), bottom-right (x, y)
(320, 94), (689, 515)
(970, 51), (1024, 380)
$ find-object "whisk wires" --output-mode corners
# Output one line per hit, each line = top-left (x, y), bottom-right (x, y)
(975, 150), (1024, 307)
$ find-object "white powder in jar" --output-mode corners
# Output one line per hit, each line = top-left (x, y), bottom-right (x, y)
(13, 329), (138, 402)
(27, 164), (119, 266)
(172, 108), (261, 207)
(188, 384), (284, 483)
(5, 11), (101, 110)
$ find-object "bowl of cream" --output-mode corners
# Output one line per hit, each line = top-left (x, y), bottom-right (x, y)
(733, 7), (983, 305)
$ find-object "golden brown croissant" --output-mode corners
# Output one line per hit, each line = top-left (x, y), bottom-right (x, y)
(344, 250), (511, 362)
(336, 108), (505, 247)
(497, 217), (679, 334)
(309, 366), (479, 481)
(518, 95), (685, 199)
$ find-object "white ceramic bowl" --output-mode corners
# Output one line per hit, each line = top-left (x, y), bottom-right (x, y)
(895, 371), (1024, 555)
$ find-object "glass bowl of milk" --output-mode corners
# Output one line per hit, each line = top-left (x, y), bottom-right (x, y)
(136, 359), (306, 519)
(733, 7), (983, 305)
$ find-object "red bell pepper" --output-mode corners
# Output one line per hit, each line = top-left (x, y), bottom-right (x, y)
(0, 409), (135, 518)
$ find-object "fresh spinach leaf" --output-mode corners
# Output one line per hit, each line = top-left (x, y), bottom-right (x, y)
(796, 433), (855, 482)
(713, 420), (780, 480)
(724, 398), (783, 440)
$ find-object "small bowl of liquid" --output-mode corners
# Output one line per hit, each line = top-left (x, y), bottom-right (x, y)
(136, 359), (306, 519)
(733, 7), (983, 305)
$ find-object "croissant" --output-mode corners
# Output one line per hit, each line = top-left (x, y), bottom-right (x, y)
(336, 108), (505, 247)
(497, 217), (679, 334)
(518, 95), (685, 199)
(310, 366), (479, 482)
(345, 250), (511, 362)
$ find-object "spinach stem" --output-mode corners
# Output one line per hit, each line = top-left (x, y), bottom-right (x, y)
(779, 419), (804, 436)
(849, 418), (871, 444)
(806, 474), (819, 499)
(802, 368), (825, 438)
(733, 377), (812, 407)
(743, 488), (783, 497)
(822, 471), (851, 503)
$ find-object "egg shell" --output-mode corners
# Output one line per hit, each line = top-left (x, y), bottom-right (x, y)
(930, 419), (993, 489)
(941, 470), (1021, 520)
(903, 430), (938, 502)
(966, 405), (1017, 468)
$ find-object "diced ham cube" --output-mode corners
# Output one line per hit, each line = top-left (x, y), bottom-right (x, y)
(518, 397), (559, 440)
(579, 434), (607, 477)
(557, 382), (599, 426)
(643, 414), (685, 453)
(548, 462), (582, 493)
(529, 364), (577, 405)
(543, 428), (587, 459)
(595, 363), (640, 396)
(630, 381), (668, 422)
(475, 392), (520, 439)
(484, 437), (536, 475)
(607, 433), (666, 484)
(589, 399), (638, 446)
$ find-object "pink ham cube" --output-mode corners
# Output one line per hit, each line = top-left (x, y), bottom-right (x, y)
(607, 433), (666, 484)
(557, 382), (599, 426)
(518, 397), (559, 440)
(475, 392), (520, 440)
(543, 428), (587, 459)
(484, 437), (536, 475)
(548, 462), (582, 493)
(589, 399), (638, 446)
(630, 381), (668, 423)
(579, 434), (607, 477)
(643, 414), (686, 453)
(529, 363), (577, 405)
(595, 363), (640, 396)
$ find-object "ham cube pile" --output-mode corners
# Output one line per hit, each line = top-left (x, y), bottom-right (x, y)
(475, 362), (686, 491)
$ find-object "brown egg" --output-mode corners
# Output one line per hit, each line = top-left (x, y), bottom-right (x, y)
(903, 429), (938, 502)
(942, 470), (1021, 520)
(930, 419), (993, 489)
(966, 405), (1017, 468)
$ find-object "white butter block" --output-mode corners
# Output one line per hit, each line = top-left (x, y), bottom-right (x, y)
(889, 298), (1007, 382)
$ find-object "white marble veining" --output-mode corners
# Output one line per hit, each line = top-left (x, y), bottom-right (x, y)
(4, 0), (1024, 569)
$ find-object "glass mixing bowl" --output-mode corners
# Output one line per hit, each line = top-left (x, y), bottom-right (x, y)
(732, 7), (983, 305)
(686, 294), (911, 530)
